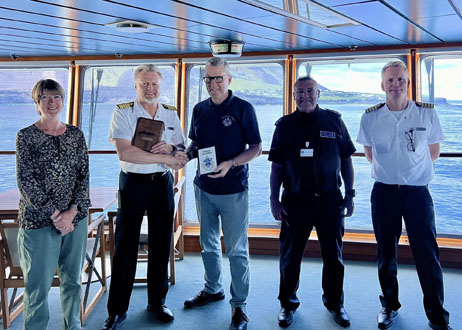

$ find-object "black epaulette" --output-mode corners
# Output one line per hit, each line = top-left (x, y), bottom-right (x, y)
(162, 104), (177, 111)
(365, 102), (385, 113)
(415, 101), (434, 108)
(325, 108), (341, 116)
(275, 117), (282, 126)
(116, 102), (134, 110)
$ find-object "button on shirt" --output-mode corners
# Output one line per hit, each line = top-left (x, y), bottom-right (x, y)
(108, 100), (185, 174)
(357, 100), (444, 185)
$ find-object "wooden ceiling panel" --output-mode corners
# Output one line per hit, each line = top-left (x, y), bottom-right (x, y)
(331, 1), (443, 44)
(101, 0), (339, 50)
(0, 0), (461, 59)
(417, 15), (462, 42)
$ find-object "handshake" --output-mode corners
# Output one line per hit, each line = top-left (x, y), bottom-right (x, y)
(166, 145), (198, 171)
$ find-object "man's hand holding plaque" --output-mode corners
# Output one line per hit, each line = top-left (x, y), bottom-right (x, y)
(131, 117), (164, 152)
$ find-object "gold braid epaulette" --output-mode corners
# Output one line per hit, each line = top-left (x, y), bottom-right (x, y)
(365, 102), (385, 113)
(415, 101), (434, 108)
(116, 102), (134, 109)
(162, 104), (177, 111)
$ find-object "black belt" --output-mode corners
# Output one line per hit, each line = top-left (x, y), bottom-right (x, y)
(376, 182), (425, 190)
(125, 171), (167, 181)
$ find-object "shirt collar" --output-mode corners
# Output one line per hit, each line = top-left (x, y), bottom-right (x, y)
(208, 90), (234, 107)
(296, 105), (319, 119)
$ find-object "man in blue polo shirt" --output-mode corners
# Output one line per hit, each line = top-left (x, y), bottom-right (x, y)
(184, 57), (262, 330)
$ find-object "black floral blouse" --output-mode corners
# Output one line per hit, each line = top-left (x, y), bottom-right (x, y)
(16, 124), (91, 229)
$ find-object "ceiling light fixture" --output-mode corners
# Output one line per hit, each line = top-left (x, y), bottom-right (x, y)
(208, 39), (245, 57)
(106, 20), (152, 33)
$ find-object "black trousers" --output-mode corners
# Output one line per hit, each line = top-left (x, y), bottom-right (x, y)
(371, 182), (449, 325)
(107, 171), (174, 316)
(278, 190), (345, 311)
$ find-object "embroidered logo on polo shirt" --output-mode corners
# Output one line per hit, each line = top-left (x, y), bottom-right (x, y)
(222, 115), (234, 127)
(320, 131), (336, 139)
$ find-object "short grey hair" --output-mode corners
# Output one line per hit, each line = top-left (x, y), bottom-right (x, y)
(206, 57), (230, 75)
(381, 60), (408, 78)
(134, 64), (163, 81)
(294, 75), (317, 88)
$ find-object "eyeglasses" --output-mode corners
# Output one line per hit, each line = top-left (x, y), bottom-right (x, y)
(294, 89), (318, 96)
(203, 75), (227, 84)
(39, 95), (62, 102)
(405, 129), (415, 152)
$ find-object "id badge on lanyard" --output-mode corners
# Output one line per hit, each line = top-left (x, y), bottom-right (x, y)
(300, 141), (313, 157)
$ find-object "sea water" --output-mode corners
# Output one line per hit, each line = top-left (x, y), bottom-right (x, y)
(1, 103), (460, 235)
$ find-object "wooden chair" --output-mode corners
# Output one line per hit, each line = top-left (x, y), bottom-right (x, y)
(0, 214), (107, 329)
(106, 175), (186, 285)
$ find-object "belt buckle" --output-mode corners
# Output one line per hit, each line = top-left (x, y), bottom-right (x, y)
(315, 192), (321, 197)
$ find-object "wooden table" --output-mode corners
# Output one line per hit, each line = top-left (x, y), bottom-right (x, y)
(0, 187), (116, 220)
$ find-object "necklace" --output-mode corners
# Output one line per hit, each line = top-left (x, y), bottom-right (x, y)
(36, 122), (61, 136)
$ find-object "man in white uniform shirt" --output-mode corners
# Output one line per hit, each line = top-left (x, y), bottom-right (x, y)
(357, 60), (451, 330)
(102, 64), (188, 330)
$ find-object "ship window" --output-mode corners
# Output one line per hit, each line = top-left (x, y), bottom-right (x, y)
(421, 56), (462, 236)
(184, 61), (284, 226)
(80, 65), (176, 189)
(296, 59), (393, 233)
(0, 68), (69, 192)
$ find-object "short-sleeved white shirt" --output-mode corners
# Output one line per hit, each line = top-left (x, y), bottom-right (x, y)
(108, 99), (185, 174)
(357, 100), (444, 185)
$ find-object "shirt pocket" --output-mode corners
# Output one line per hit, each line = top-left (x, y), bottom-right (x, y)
(413, 127), (427, 150)
(372, 130), (392, 154)
(162, 126), (175, 144)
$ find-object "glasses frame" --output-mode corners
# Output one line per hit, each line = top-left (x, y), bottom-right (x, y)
(203, 75), (227, 84)
(294, 89), (318, 96)
(405, 128), (415, 152)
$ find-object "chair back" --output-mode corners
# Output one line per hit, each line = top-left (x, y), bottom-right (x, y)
(0, 220), (22, 276)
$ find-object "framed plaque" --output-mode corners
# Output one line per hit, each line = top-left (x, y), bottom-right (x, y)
(131, 117), (164, 152)
(198, 146), (217, 175)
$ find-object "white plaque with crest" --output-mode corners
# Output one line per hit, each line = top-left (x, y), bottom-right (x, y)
(198, 146), (217, 175)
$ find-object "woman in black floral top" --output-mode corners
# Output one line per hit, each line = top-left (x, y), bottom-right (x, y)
(16, 79), (90, 330)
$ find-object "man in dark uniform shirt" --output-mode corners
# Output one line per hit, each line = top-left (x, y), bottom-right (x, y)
(269, 76), (356, 329)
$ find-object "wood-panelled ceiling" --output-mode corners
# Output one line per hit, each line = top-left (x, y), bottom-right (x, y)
(0, 0), (461, 59)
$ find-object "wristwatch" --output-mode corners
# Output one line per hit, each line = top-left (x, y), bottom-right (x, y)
(231, 158), (238, 168)
(345, 189), (356, 197)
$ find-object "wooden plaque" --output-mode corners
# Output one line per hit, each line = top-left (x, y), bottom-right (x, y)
(131, 117), (164, 152)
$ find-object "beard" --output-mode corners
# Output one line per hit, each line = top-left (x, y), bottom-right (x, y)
(142, 96), (157, 104)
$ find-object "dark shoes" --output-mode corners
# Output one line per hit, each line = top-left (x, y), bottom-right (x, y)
(377, 308), (398, 329)
(147, 304), (174, 323)
(278, 307), (295, 328)
(230, 307), (249, 330)
(184, 289), (225, 308)
(101, 313), (127, 330)
(327, 306), (351, 328)
(429, 321), (453, 330)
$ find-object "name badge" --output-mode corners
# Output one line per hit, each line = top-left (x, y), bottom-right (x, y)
(198, 146), (217, 175)
(300, 149), (313, 157)
(320, 131), (336, 139)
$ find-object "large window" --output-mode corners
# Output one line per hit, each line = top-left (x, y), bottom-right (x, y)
(80, 65), (176, 189)
(297, 59), (393, 232)
(0, 68), (69, 193)
(184, 61), (284, 225)
(421, 56), (462, 236)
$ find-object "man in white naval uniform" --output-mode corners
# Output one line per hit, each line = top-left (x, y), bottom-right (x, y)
(357, 60), (452, 330)
(102, 64), (188, 330)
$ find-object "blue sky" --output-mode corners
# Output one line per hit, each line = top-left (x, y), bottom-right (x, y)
(299, 58), (462, 101)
